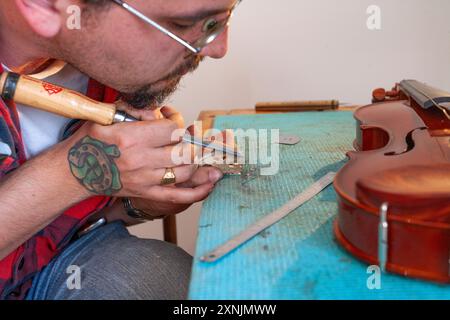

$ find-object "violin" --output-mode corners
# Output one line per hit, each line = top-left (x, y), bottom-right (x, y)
(334, 80), (450, 283)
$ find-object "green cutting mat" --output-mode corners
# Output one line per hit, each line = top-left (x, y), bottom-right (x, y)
(189, 111), (450, 300)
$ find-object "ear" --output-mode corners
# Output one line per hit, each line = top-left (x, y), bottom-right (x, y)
(15, 0), (62, 38)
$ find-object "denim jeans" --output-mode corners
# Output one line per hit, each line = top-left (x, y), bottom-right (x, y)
(26, 221), (192, 300)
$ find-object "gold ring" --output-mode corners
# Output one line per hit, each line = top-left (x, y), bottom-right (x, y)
(161, 167), (176, 185)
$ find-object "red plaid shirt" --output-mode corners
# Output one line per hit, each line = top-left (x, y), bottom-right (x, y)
(0, 64), (119, 300)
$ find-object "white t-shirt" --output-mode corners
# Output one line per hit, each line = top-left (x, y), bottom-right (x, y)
(1, 64), (89, 159)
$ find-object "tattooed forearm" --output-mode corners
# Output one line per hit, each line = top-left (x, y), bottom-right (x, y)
(68, 136), (122, 195)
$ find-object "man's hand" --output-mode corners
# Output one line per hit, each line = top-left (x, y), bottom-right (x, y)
(64, 104), (214, 203)
(130, 165), (223, 219)
(71, 103), (225, 223)
(114, 105), (224, 220)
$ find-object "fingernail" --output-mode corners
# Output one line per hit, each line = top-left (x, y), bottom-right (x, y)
(209, 170), (223, 183)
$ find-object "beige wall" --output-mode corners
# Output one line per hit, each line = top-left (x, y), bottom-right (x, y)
(129, 0), (450, 255)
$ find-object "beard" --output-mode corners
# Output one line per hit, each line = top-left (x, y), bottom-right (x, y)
(119, 55), (204, 110)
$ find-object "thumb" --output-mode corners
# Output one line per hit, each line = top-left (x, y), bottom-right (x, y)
(177, 166), (223, 188)
(115, 100), (162, 121)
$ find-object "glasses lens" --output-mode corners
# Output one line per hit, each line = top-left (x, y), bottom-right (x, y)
(193, 0), (241, 51)
(191, 16), (231, 52)
(181, 0), (240, 53)
(193, 22), (227, 50)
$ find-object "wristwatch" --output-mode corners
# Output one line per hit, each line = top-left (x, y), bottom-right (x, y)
(122, 197), (155, 221)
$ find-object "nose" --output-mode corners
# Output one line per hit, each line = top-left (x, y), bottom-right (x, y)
(199, 28), (229, 59)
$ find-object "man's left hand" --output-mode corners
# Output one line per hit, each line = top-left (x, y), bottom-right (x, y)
(130, 165), (223, 219)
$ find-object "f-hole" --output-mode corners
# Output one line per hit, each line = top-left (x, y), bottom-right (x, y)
(384, 127), (427, 156)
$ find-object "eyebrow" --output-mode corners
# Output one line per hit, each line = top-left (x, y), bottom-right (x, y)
(164, 7), (231, 22)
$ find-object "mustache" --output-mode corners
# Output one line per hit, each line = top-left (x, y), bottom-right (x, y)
(119, 56), (204, 110)
(162, 55), (204, 82)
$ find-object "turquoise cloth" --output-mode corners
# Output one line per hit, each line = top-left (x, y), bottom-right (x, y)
(189, 111), (450, 300)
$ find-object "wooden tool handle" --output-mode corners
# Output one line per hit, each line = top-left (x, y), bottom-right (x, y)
(255, 100), (339, 112)
(0, 72), (116, 125)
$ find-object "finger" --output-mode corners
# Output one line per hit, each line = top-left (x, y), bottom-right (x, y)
(123, 165), (197, 194)
(160, 106), (185, 128)
(186, 125), (194, 135)
(118, 119), (180, 147)
(117, 143), (197, 171)
(186, 122), (206, 141)
(115, 100), (161, 121)
(151, 164), (197, 186)
(153, 108), (164, 120)
(145, 183), (215, 204)
(148, 143), (201, 168)
(176, 166), (223, 188)
(185, 125), (204, 151)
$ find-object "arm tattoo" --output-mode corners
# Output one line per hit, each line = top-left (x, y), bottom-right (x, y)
(68, 136), (122, 195)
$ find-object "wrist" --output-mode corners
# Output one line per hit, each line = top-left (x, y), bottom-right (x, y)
(122, 197), (152, 221)
(122, 198), (167, 221)
(55, 142), (93, 201)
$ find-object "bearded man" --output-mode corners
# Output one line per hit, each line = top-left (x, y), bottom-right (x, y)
(0, 0), (240, 300)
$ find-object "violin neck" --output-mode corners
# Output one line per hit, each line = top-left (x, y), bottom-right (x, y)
(400, 80), (450, 111)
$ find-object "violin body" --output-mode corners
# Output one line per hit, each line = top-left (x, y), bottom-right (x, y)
(334, 80), (450, 283)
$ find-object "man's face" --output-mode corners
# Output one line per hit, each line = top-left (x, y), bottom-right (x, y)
(55, 0), (234, 109)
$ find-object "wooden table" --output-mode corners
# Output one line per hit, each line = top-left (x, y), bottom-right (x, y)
(198, 107), (359, 132)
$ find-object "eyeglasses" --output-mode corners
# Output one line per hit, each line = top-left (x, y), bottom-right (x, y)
(110, 0), (242, 54)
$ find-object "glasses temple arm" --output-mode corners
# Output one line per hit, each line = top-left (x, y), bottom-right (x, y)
(110, 0), (200, 53)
